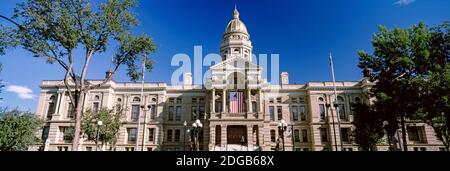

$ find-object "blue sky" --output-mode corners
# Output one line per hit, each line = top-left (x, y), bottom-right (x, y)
(0, 0), (449, 112)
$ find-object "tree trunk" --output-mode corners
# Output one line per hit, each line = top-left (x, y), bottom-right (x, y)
(72, 92), (85, 151)
(400, 115), (408, 151)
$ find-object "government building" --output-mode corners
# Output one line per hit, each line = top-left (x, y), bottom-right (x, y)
(32, 7), (445, 151)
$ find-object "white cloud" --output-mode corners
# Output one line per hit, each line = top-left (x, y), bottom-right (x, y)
(6, 85), (35, 100)
(395, 0), (415, 6)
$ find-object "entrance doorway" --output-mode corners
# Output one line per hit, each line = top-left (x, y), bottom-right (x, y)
(227, 125), (247, 145)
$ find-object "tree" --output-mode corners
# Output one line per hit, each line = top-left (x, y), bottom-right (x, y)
(81, 108), (122, 151)
(0, 108), (42, 151)
(358, 21), (449, 151)
(351, 103), (384, 151)
(0, 0), (157, 150)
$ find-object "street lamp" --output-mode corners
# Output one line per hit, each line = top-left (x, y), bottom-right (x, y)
(183, 121), (187, 151)
(278, 119), (288, 151)
(186, 129), (191, 151)
(95, 120), (103, 151)
(192, 119), (203, 151)
(383, 121), (392, 151)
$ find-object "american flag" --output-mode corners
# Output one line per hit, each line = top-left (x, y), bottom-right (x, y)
(229, 92), (244, 113)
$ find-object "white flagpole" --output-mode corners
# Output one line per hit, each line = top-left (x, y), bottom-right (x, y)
(136, 57), (146, 151)
(330, 52), (343, 151)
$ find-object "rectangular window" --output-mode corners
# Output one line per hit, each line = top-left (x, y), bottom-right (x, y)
(85, 147), (92, 151)
(191, 98), (197, 104)
(93, 102), (99, 113)
(168, 106), (174, 121)
(276, 97), (282, 103)
(319, 104), (326, 120)
(277, 106), (282, 120)
(291, 106), (298, 121)
(148, 128), (155, 142)
(215, 101), (222, 113)
(269, 106), (275, 121)
(191, 106), (197, 121)
(251, 101), (257, 112)
(41, 126), (50, 142)
(341, 128), (350, 143)
(60, 127), (73, 142)
(174, 129), (180, 142)
(47, 102), (55, 119)
(127, 128), (137, 144)
(439, 147), (446, 151)
(294, 129), (300, 142)
(147, 148), (153, 151)
(270, 130), (276, 142)
(338, 104), (346, 120)
(303, 148), (309, 151)
(199, 105), (205, 120)
(175, 106), (182, 121)
(169, 98), (174, 103)
(300, 106), (306, 121)
(269, 98), (274, 103)
(299, 97), (305, 104)
(199, 98), (205, 104)
(67, 103), (75, 119)
(176, 98), (182, 104)
(408, 126), (423, 142)
(131, 105), (140, 122)
(167, 129), (173, 142)
(291, 97), (297, 103)
(150, 104), (156, 120)
(420, 147), (426, 151)
(320, 128), (328, 143)
(302, 129), (308, 142)
(295, 148), (301, 151)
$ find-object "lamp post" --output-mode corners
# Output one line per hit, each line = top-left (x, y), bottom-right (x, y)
(192, 119), (203, 151)
(186, 129), (191, 151)
(383, 121), (392, 151)
(183, 121), (187, 151)
(278, 119), (288, 151)
(95, 120), (103, 151)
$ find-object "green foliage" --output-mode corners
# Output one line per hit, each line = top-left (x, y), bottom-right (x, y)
(351, 103), (384, 151)
(81, 107), (122, 149)
(0, 108), (42, 151)
(358, 21), (450, 150)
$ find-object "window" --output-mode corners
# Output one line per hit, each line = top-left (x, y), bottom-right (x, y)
(420, 147), (426, 151)
(215, 101), (222, 113)
(125, 147), (135, 151)
(270, 130), (276, 142)
(269, 98), (274, 103)
(174, 129), (181, 142)
(60, 127), (73, 142)
(191, 106), (197, 121)
(175, 106), (182, 121)
(41, 126), (49, 142)
(93, 102), (99, 113)
(127, 128), (137, 144)
(67, 103), (75, 119)
(47, 102), (55, 119)
(131, 105), (140, 122)
(299, 97), (305, 104)
(167, 130), (173, 142)
(176, 98), (182, 104)
(147, 148), (153, 151)
(300, 106), (306, 121)
(439, 147), (446, 151)
(199, 105), (205, 120)
(323, 147), (330, 151)
(319, 104), (326, 120)
(94, 95), (100, 101)
(168, 106), (174, 121)
(85, 147), (92, 151)
(320, 128), (328, 143)
(277, 106), (282, 120)
(295, 148), (301, 151)
(291, 106), (298, 121)
(341, 128), (350, 143)
(413, 147), (419, 151)
(133, 97), (140, 102)
(408, 126), (425, 142)
(192, 98), (197, 103)
(338, 104), (346, 120)
(294, 130), (300, 142)
(215, 125), (221, 145)
(354, 97), (361, 103)
(276, 97), (282, 103)
(148, 128), (155, 142)
(169, 98), (174, 103)
(303, 148), (309, 151)
(251, 101), (257, 112)
(291, 97), (297, 103)
(318, 97), (324, 102)
(58, 146), (69, 151)
(269, 106), (275, 121)
(199, 98), (205, 104)
(302, 129), (308, 142)
(150, 104), (156, 120)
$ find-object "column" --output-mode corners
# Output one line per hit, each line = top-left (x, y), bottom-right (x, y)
(222, 125), (227, 148)
(222, 89), (226, 113)
(212, 89), (215, 113)
(247, 89), (251, 113)
(258, 89), (263, 119)
(247, 125), (253, 150)
(53, 91), (63, 120)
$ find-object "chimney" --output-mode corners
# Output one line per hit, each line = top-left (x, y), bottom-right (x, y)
(183, 72), (192, 86)
(281, 72), (289, 85)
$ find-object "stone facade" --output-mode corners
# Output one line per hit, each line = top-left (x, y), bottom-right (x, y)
(31, 7), (445, 151)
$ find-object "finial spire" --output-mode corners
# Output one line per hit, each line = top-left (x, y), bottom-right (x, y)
(233, 4), (239, 19)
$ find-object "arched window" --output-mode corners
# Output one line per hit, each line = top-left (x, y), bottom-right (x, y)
(49, 95), (56, 101)
(94, 95), (100, 101)
(318, 97), (324, 102)
(117, 98), (122, 102)
(152, 98), (157, 102)
(354, 97), (361, 103)
(133, 97), (141, 102)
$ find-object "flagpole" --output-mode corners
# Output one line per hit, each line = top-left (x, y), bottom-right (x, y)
(136, 57), (146, 151)
(329, 52), (343, 151)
